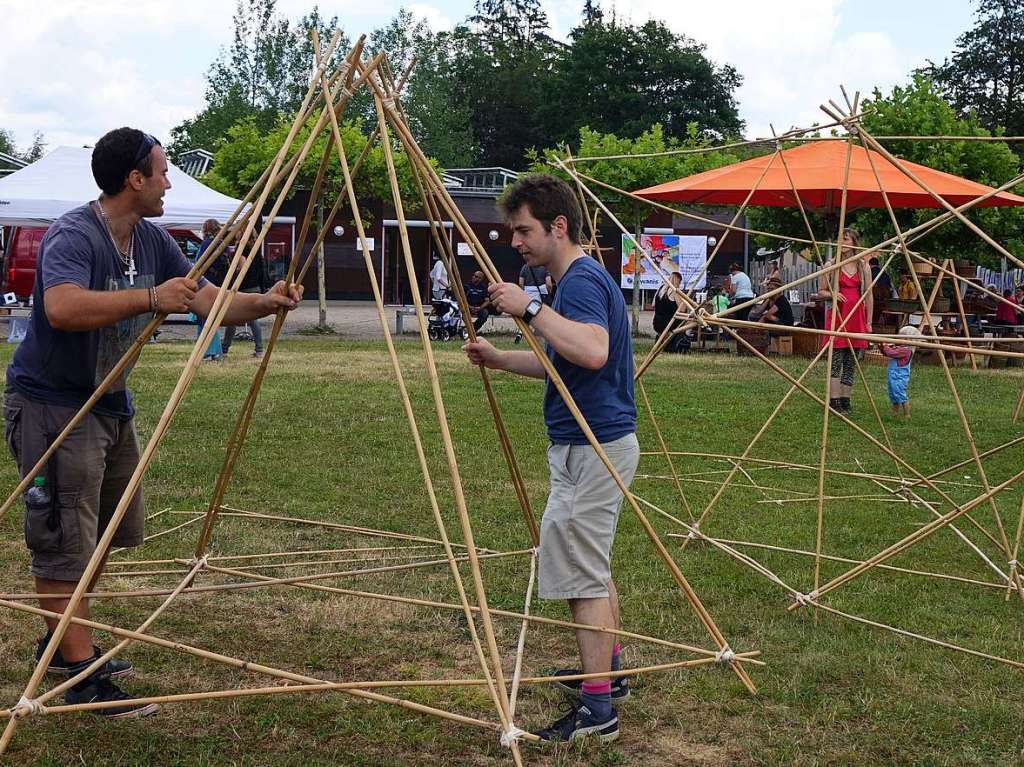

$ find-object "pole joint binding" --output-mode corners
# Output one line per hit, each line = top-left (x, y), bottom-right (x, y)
(500, 724), (527, 748)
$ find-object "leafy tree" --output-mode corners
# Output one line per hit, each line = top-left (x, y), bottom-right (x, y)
(448, 0), (561, 168)
(541, 17), (744, 148)
(202, 113), (426, 217)
(168, 1), (350, 159)
(365, 11), (477, 167)
(924, 0), (1024, 143)
(530, 124), (741, 330)
(0, 129), (16, 157)
(21, 131), (46, 163)
(746, 76), (1024, 266)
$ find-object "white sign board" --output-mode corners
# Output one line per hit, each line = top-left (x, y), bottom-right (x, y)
(457, 242), (473, 256)
(621, 234), (708, 291)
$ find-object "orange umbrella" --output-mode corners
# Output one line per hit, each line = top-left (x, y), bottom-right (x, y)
(634, 140), (1024, 211)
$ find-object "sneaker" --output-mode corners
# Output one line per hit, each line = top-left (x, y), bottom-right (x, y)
(36, 637), (133, 679)
(252, 350), (264, 359)
(533, 702), (619, 744)
(64, 670), (159, 719)
(551, 669), (630, 702)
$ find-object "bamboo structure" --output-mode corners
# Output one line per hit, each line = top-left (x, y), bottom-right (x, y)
(0, 36), (761, 762)
(551, 92), (1024, 679)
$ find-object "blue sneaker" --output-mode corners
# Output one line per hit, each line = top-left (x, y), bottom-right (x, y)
(534, 702), (619, 744)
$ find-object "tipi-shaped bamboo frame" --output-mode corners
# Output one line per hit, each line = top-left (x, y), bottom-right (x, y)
(554, 89), (1024, 672)
(0, 35), (763, 762)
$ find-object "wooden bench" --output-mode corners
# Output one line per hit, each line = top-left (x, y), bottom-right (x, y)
(735, 327), (770, 356)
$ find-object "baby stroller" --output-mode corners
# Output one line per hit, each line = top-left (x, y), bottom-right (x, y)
(428, 295), (468, 341)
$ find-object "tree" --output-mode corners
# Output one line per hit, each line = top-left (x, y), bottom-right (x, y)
(168, 1), (351, 159)
(0, 129), (16, 157)
(925, 0), (1024, 142)
(21, 132), (46, 163)
(541, 17), (744, 149)
(745, 76), (1024, 266)
(202, 113), (427, 218)
(365, 11), (477, 167)
(446, 0), (562, 168)
(530, 124), (741, 331)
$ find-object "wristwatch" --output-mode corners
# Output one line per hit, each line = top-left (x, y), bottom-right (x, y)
(522, 298), (543, 325)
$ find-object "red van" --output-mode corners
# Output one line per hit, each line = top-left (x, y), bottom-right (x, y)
(1, 225), (202, 300)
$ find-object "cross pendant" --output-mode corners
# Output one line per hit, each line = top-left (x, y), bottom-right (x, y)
(126, 261), (137, 286)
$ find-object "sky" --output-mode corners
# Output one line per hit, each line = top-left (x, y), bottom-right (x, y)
(0, 0), (978, 157)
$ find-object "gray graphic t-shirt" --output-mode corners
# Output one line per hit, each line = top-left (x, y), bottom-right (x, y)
(7, 203), (200, 420)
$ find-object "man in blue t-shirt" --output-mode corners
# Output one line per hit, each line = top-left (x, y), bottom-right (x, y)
(464, 175), (637, 745)
(4, 127), (303, 719)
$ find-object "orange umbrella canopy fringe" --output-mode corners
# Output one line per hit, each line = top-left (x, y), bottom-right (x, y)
(634, 140), (1024, 211)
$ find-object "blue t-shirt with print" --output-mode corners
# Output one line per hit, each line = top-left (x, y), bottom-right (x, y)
(543, 256), (636, 444)
(7, 203), (200, 420)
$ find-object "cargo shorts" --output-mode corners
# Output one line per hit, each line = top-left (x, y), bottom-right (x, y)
(4, 389), (145, 581)
(538, 433), (639, 600)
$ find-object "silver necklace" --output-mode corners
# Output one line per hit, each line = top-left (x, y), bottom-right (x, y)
(96, 199), (137, 285)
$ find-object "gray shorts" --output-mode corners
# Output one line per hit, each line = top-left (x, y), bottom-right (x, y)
(4, 390), (145, 581)
(538, 433), (639, 600)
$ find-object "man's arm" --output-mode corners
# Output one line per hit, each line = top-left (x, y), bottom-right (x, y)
(464, 341), (547, 379)
(190, 280), (302, 325)
(488, 281), (608, 370)
(44, 278), (199, 332)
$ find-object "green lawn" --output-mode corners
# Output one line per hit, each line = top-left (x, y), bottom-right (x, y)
(1, 339), (1023, 766)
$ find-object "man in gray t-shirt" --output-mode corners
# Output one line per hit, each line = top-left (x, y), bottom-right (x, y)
(5, 127), (303, 719)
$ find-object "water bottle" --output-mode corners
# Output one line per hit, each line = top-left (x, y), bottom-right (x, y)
(24, 476), (54, 529)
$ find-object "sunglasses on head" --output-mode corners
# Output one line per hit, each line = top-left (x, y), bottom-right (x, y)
(131, 133), (158, 169)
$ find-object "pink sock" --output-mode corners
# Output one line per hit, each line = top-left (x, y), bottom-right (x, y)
(581, 680), (612, 696)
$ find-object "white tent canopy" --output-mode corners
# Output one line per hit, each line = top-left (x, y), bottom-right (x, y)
(0, 146), (248, 228)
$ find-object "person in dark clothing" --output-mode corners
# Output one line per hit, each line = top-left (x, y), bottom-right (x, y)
(652, 272), (689, 353)
(222, 244), (267, 358)
(464, 270), (497, 332)
(760, 278), (794, 334)
(4, 127), (302, 719)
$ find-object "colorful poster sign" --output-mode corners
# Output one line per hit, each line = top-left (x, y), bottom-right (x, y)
(620, 234), (708, 291)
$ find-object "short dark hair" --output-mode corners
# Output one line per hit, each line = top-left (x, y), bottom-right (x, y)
(497, 174), (582, 244)
(92, 127), (161, 196)
(729, 262), (741, 272)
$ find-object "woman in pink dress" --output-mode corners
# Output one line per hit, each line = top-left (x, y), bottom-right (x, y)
(817, 228), (873, 414)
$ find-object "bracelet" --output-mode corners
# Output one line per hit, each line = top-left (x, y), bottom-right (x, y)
(150, 285), (159, 313)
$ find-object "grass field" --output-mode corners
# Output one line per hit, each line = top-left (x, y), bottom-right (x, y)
(2, 338), (1023, 766)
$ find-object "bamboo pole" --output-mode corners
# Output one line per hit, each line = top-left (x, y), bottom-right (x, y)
(2, 549), (531, 603)
(403, 133), (539, 547)
(4, 655), (757, 721)
(314, 48), (520, 759)
(108, 544), (439, 568)
(786, 462), (1024, 611)
(855, 133), (1021, 591)
(366, 83), (523, 760)
(507, 550), (537, 720)
(214, 506), (479, 549)
(638, 378), (694, 521)
(0, 598), (521, 737)
(694, 536), (1006, 591)
(561, 113), (860, 163)
(34, 558), (207, 707)
(191, 49), (381, 559)
(201, 562), (762, 662)
(813, 133), (856, 620)
(372, 86), (757, 693)
(719, 325), (1016, 588)
(854, 127), (1024, 271)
